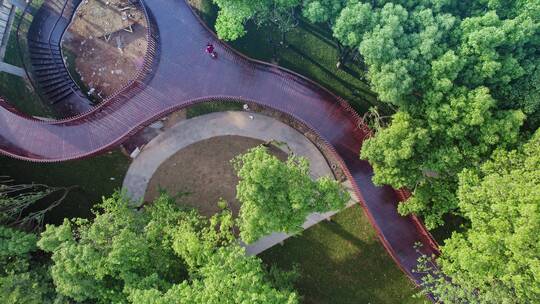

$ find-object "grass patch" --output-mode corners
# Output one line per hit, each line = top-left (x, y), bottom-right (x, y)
(0, 151), (130, 225)
(186, 101), (243, 118)
(188, 0), (217, 24)
(0, 72), (52, 117)
(260, 205), (426, 304)
(230, 23), (382, 114)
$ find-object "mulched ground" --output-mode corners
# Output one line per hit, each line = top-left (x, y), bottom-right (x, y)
(144, 135), (287, 217)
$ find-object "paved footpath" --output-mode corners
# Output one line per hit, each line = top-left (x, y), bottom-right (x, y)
(123, 111), (334, 200)
(123, 111), (356, 255)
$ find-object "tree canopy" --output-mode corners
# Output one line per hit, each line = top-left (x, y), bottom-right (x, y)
(213, 0), (300, 41)
(0, 226), (59, 304)
(211, 0), (540, 228)
(0, 179), (68, 304)
(340, 0), (539, 227)
(233, 146), (349, 243)
(418, 130), (540, 303)
(38, 193), (299, 304)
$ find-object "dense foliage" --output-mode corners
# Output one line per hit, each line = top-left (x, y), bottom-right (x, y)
(0, 226), (59, 304)
(213, 0), (540, 228)
(0, 179), (68, 304)
(355, 0), (538, 228)
(417, 130), (540, 303)
(38, 193), (299, 304)
(233, 146), (349, 243)
(213, 0), (300, 41)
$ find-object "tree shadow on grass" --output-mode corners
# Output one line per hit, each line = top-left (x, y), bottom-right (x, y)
(296, 19), (337, 49)
(341, 65), (366, 82)
(188, 0), (218, 26)
(287, 45), (375, 95)
(260, 209), (423, 304)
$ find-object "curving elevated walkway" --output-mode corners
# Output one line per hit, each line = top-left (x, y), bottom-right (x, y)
(0, 0), (439, 291)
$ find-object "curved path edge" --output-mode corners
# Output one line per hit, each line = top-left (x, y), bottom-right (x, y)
(0, 0), (439, 295)
(122, 111), (334, 201)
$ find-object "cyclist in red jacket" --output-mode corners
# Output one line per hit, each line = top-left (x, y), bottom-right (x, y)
(206, 43), (216, 58)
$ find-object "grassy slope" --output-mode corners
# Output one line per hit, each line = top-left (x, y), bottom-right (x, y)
(230, 24), (382, 114)
(0, 151), (130, 225)
(190, 1), (424, 303)
(186, 101), (243, 118)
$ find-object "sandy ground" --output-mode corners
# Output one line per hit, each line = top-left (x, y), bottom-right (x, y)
(62, 0), (148, 101)
(144, 135), (287, 217)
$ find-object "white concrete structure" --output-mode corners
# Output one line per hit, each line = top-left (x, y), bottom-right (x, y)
(123, 111), (335, 201)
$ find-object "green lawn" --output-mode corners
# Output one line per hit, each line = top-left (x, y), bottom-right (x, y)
(0, 71), (52, 117)
(261, 206), (425, 304)
(186, 100), (243, 118)
(230, 25), (384, 114)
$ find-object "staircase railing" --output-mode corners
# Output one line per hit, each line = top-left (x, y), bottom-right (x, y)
(14, 0), (158, 119)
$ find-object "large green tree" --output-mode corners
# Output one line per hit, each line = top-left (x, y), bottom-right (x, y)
(361, 86), (524, 228)
(38, 193), (298, 304)
(417, 130), (540, 303)
(342, 0), (540, 227)
(233, 146), (349, 243)
(213, 0), (301, 41)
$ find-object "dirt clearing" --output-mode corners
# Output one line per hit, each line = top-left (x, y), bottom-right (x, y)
(144, 136), (287, 218)
(62, 0), (148, 102)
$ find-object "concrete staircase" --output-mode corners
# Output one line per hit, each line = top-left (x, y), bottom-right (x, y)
(0, 0), (16, 61)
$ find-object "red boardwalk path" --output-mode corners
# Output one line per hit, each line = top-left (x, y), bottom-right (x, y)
(0, 0), (439, 289)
